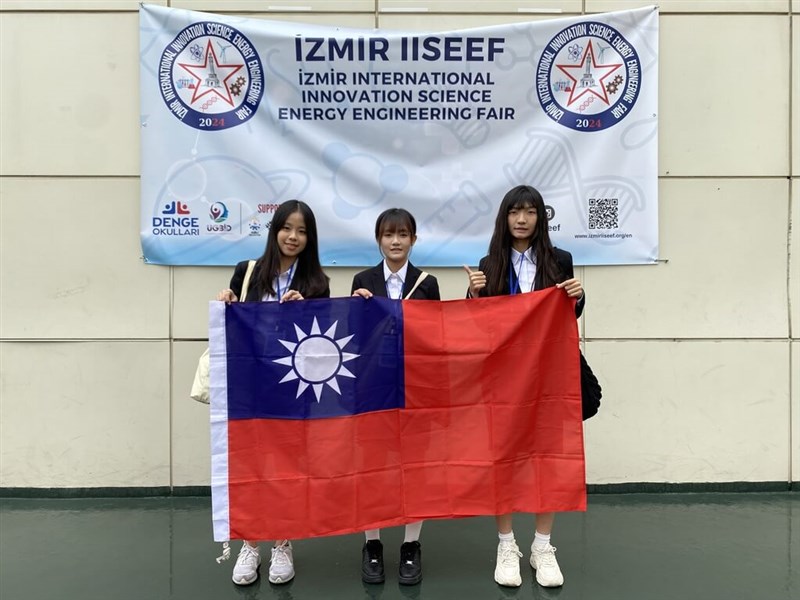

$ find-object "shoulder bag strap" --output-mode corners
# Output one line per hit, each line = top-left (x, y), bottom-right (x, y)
(404, 271), (428, 300)
(240, 260), (256, 302)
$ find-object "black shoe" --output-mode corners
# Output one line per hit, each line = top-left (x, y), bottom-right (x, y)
(398, 541), (422, 585)
(362, 540), (385, 584)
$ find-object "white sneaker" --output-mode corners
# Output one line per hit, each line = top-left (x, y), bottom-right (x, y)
(232, 542), (260, 585)
(269, 540), (295, 584)
(494, 540), (522, 587)
(530, 543), (564, 587)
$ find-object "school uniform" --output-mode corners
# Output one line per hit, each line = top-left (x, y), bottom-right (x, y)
(350, 259), (437, 586)
(229, 259), (331, 301)
(224, 258), (330, 586)
(474, 246), (584, 587)
(351, 261), (440, 300)
(474, 247), (584, 317)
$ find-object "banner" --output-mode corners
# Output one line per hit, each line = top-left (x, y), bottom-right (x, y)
(140, 5), (658, 266)
(209, 290), (585, 541)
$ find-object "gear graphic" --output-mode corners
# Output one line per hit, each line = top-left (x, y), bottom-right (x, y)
(230, 83), (242, 96)
(235, 76), (246, 87)
(606, 74), (624, 95)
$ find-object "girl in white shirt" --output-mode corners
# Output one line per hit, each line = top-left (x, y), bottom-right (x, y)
(463, 185), (584, 590)
(351, 208), (440, 586)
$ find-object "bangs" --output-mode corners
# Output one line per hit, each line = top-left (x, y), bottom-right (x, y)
(375, 208), (416, 238)
(508, 199), (535, 211)
(379, 218), (412, 234)
(501, 185), (543, 214)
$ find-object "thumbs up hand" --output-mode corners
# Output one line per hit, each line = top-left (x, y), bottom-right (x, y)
(463, 264), (486, 298)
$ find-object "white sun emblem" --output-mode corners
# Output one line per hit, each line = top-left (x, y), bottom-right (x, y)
(273, 317), (359, 402)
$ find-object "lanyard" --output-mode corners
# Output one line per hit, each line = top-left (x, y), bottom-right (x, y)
(275, 262), (296, 300)
(508, 251), (533, 295)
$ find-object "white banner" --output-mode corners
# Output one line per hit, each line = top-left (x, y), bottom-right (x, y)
(140, 5), (658, 266)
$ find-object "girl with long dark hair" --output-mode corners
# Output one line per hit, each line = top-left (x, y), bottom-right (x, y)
(217, 199), (330, 586)
(463, 185), (584, 590)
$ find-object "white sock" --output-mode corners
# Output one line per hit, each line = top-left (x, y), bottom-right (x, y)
(364, 529), (380, 541)
(533, 531), (551, 550)
(498, 531), (515, 543)
(404, 521), (423, 543)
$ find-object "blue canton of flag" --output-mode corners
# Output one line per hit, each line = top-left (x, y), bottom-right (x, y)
(224, 297), (405, 420)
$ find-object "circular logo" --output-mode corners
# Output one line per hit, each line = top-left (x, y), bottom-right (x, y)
(158, 22), (263, 131)
(209, 201), (229, 222)
(536, 22), (641, 132)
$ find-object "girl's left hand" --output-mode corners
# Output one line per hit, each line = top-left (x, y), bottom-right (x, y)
(280, 289), (304, 303)
(556, 278), (584, 299)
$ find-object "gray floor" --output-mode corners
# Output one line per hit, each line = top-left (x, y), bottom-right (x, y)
(0, 493), (797, 600)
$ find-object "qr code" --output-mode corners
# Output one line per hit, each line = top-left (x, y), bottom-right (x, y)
(588, 198), (619, 229)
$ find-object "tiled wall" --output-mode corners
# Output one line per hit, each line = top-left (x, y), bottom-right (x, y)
(1, 1), (797, 489)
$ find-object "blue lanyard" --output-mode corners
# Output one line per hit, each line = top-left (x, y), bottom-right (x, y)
(275, 262), (295, 299)
(508, 252), (526, 295)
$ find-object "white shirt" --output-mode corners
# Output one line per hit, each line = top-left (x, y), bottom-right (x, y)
(383, 260), (409, 300)
(511, 247), (537, 293)
(261, 263), (296, 302)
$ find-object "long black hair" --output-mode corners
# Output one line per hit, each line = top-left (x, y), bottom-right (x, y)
(483, 185), (563, 296)
(252, 200), (329, 299)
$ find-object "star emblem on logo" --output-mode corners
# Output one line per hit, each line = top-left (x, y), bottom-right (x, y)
(556, 40), (623, 107)
(177, 40), (244, 107)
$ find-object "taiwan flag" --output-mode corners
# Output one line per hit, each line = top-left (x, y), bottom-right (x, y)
(209, 289), (585, 542)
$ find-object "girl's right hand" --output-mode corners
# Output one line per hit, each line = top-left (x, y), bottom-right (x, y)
(217, 289), (238, 304)
(463, 265), (486, 298)
(352, 288), (373, 299)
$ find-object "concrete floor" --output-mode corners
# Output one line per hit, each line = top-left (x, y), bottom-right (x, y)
(0, 492), (797, 600)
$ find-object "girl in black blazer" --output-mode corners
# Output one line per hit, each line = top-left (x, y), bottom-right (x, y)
(463, 185), (584, 590)
(217, 199), (329, 587)
(219, 200), (330, 305)
(351, 208), (440, 586)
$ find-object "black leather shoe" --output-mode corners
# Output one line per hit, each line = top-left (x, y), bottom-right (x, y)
(362, 540), (385, 584)
(398, 541), (422, 585)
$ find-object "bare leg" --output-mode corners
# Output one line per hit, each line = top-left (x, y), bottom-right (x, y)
(496, 514), (513, 534)
(535, 512), (554, 535)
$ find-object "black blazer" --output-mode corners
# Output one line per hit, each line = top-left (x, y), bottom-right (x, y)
(228, 260), (330, 302)
(473, 248), (584, 318)
(351, 262), (440, 300)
